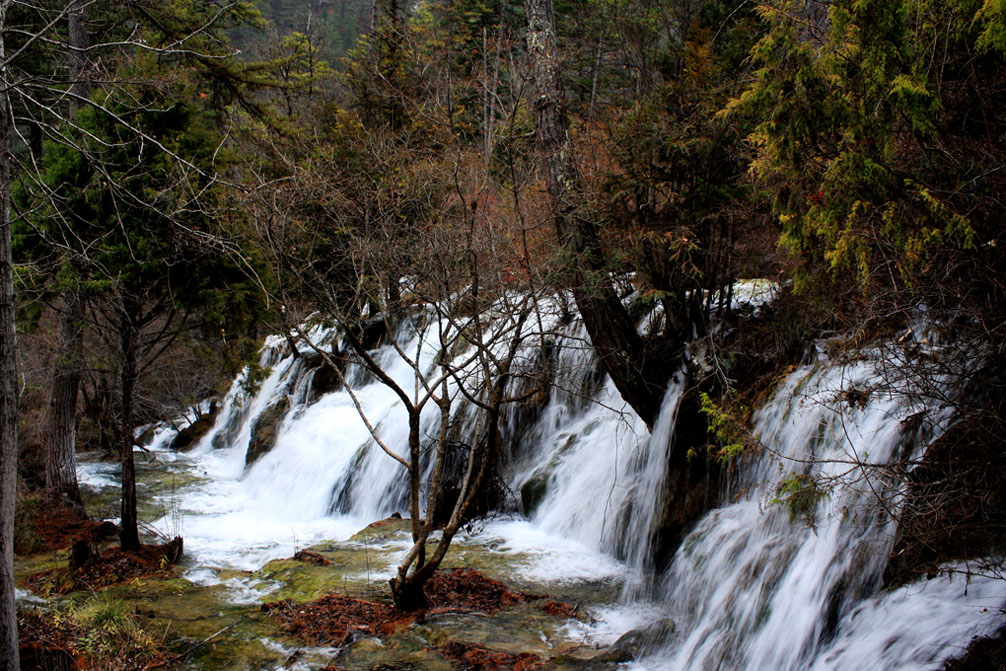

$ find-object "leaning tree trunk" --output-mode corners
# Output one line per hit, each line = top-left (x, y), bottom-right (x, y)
(118, 301), (140, 551)
(44, 295), (84, 508)
(0, 1), (21, 665)
(523, 0), (668, 428)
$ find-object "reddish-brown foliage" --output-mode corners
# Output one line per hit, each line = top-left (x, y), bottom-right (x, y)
(424, 568), (537, 614)
(26, 499), (116, 554)
(18, 610), (80, 671)
(263, 595), (404, 646)
(539, 600), (578, 618)
(25, 542), (179, 596)
(265, 568), (578, 650)
(17, 610), (177, 671)
(439, 641), (545, 671)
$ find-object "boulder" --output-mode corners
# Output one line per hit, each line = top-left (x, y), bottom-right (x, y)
(245, 397), (291, 466)
(594, 619), (676, 663)
(521, 472), (550, 517)
(170, 407), (218, 451)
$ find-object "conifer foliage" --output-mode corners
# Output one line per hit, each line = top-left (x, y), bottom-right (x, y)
(2, 0), (1004, 653)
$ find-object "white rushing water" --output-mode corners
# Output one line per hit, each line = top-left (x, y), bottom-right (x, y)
(80, 291), (1006, 669)
(632, 347), (1006, 670)
(125, 296), (649, 580)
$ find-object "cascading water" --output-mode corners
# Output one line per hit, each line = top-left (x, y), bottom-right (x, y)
(112, 288), (1005, 669)
(165, 296), (658, 573)
(630, 346), (1006, 670)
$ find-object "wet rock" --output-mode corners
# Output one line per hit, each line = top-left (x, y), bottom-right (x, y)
(348, 517), (414, 543)
(944, 623), (1006, 671)
(546, 618), (676, 670)
(211, 403), (247, 451)
(171, 408), (219, 451)
(292, 550), (331, 565)
(328, 447), (368, 513)
(883, 398), (1006, 588)
(594, 618), (675, 663)
(136, 426), (157, 447)
(309, 358), (343, 399)
(246, 397), (291, 466)
(521, 472), (549, 516)
(296, 348), (346, 402)
(338, 634), (455, 671)
(648, 388), (723, 571)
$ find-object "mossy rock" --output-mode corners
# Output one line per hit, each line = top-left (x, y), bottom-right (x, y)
(348, 517), (413, 544)
(256, 555), (393, 603)
(543, 655), (622, 670)
(94, 577), (295, 670)
(245, 397), (291, 466)
(337, 635), (455, 671)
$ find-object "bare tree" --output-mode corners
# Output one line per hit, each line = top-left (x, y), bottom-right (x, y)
(0, 0), (21, 661)
(241, 90), (561, 608)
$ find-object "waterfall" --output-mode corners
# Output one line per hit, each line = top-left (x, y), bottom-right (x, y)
(168, 297), (1004, 668)
(633, 347), (1005, 670)
(510, 371), (685, 586)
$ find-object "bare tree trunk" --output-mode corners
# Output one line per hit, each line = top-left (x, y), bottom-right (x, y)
(0, 1), (21, 665)
(119, 301), (140, 551)
(68, 4), (91, 102)
(43, 2), (92, 510)
(588, 37), (601, 119)
(523, 0), (666, 428)
(44, 295), (84, 508)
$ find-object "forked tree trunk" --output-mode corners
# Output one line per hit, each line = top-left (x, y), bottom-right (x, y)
(523, 0), (666, 428)
(388, 306), (527, 610)
(389, 394), (504, 611)
(0, 1), (21, 665)
(44, 295), (84, 508)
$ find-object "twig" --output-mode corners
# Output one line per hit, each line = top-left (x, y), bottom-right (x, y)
(179, 623), (239, 660)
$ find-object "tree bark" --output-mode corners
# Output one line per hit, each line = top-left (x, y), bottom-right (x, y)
(523, 0), (667, 428)
(119, 300), (140, 551)
(42, 1), (92, 511)
(0, 1), (21, 665)
(68, 4), (91, 102)
(44, 295), (84, 508)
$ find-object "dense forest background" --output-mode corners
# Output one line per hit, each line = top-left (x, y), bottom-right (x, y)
(2, 0), (1005, 666)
